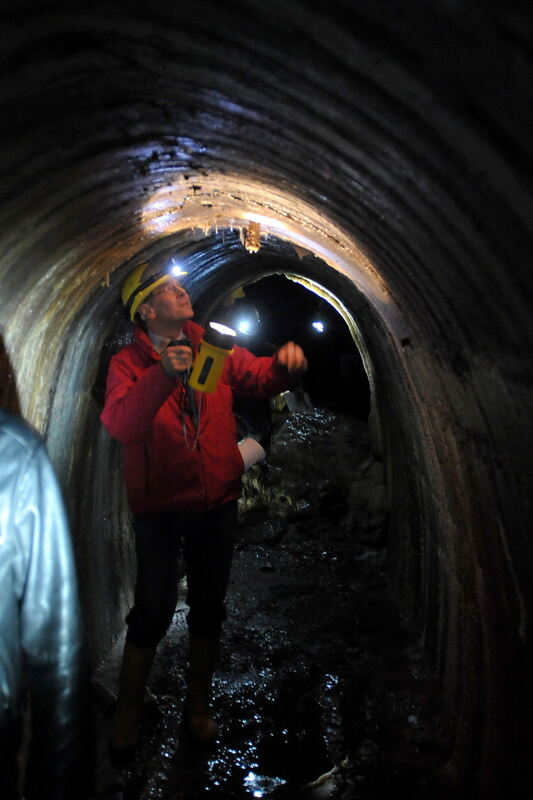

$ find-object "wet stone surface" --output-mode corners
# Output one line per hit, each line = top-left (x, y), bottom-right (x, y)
(93, 410), (455, 799)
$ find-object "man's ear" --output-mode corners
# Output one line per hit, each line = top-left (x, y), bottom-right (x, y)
(138, 301), (155, 321)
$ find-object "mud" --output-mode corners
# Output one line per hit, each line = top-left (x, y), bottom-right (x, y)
(93, 410), (455, 799)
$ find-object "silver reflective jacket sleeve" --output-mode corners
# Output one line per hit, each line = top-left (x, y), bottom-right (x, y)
(0, 411), (91, 799)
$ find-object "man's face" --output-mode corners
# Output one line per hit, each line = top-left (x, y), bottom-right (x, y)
(140, 278), (194, 326)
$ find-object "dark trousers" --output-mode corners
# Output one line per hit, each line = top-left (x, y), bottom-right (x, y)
(126, 501), (238, 647)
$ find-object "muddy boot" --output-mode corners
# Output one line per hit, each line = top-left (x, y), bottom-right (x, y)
(184, 636), (219, 744)
(110, 641), (156, 762)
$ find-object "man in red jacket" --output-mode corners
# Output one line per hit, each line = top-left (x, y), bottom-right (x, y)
(101, 263), (307, 757)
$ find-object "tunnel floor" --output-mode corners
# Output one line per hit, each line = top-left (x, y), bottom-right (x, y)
(92, 409), (456, 800)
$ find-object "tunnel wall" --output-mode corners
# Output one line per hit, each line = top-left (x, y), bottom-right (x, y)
(1, 2), (532, 795)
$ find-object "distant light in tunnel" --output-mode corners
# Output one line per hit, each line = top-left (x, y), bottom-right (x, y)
(236, 314), (260, 335)
(312, 320), (325, 333)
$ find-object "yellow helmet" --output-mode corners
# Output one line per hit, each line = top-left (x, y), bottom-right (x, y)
(121, 263), (171, 322)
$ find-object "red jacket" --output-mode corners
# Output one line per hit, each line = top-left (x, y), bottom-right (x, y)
(100, 321), (292, 514)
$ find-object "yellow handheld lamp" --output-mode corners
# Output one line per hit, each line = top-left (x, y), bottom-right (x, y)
(188, 322), (236, 393)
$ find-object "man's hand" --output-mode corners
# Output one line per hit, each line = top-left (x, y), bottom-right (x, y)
(275, 341), (308, 377)
(160, 342), (194, 379)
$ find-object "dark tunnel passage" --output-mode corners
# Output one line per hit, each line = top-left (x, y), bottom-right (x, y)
(1, 2), (533, 798)
(210, 271), (372, 419)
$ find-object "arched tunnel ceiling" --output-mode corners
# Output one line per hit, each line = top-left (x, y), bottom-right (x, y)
(2, 0), (530, 425)
(3, 0), (531, 355)
(138, 175), (388, 301)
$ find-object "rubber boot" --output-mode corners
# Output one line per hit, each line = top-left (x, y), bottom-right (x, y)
(185, 636), (219, 744)
(110, 641), (156, 760)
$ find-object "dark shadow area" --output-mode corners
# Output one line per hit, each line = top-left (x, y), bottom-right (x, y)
(0, 332), (21, 416)
(214, 274), (371, 420)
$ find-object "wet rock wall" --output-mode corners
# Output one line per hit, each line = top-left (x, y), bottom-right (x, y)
(1, 2), (532, 795)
